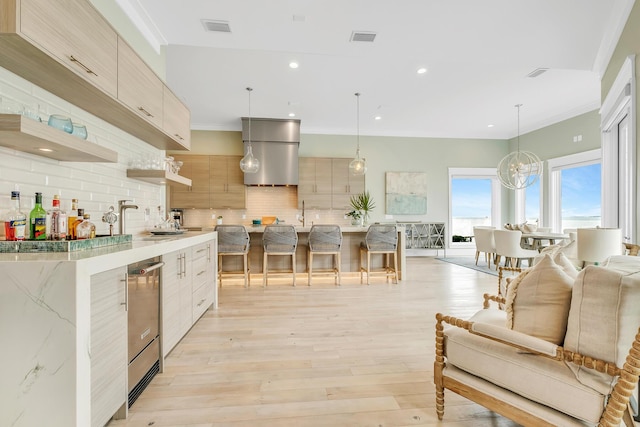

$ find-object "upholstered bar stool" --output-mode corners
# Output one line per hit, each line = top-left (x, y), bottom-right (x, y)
(307, 224), (342, 286)
(262, 224), (298, 286)
(215, 225), (251, 287)
(359, 224), (398, 285)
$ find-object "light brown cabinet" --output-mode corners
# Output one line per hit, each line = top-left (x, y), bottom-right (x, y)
(118, 38), (163, 128)
(170, 155), (210, 209)
(19, 0), (118, 97)
(331, 158), (365, 210)
(163, 85), (191, 149)
(210, 156), (246, 209)
(298, 157), (364, 209)
(0, 0), (190, 151)
(298, 157), (332, 209)
(169, 155), (246, 210)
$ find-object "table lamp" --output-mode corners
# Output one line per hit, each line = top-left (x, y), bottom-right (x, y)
(577, 228), (622, 265)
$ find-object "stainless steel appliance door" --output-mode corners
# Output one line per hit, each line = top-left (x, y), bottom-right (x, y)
(127, 259), (163, 363)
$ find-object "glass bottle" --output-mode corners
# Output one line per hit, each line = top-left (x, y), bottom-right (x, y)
(72, 208), (84, 239)
(67, 198), (78, 240)
(29, 192), (47, 240)
(4, 191), (26, 241)
(76, 213), (96, 240)
(47, 195), (67, 240)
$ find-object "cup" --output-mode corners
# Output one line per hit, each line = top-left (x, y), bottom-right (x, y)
(71, 123), (88, 139)
(48, 114), (73, 133)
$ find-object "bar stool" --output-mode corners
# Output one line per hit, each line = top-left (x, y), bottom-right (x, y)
(307, 224), (342, 286)
(215, 225), (251, 287)
(262, 224), (298, 286)
(359, 224), (398, 285)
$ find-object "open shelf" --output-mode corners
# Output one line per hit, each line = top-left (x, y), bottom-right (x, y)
(126, 169), (192, 186)
(0, 114), (118, 162)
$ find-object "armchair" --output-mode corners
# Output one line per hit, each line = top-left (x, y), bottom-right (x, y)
(434, 255), (640, 426)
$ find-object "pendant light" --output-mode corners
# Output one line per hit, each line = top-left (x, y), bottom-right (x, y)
(240, 87), (260, 174)
(349, 92), (366, 176)
(497, 104), (541, 190)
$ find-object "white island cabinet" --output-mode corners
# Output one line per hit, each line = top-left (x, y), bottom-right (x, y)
(0, 231), (217, 427)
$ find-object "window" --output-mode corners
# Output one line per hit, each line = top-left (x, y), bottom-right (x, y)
(514, 172), (542, 225)
(601, 55), (636, 242)
(548, 150), (602, 232)
(449, 168), (501, 245)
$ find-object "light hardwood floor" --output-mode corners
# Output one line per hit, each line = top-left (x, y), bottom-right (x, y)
(109, 257), (521, 427)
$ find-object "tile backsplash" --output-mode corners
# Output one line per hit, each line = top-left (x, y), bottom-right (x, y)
(0, 67), (166, 237)
(182, 186), (354, 229)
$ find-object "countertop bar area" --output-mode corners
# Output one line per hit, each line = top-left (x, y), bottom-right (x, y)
(0, 231), (217, 427)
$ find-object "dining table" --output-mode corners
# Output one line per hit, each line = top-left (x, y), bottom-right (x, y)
(521, 232), (570, 251)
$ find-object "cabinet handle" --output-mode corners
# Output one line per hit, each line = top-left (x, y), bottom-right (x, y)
(174, 134), (184, 140)
(196, 248), (207, 254)
(138, 106), (154, 118)
(206, 244), (211, 261)
(181, 253), (186, 278)
(197, 270), (206, 277)
(121, 273), (128, 311)
(197, 298), (206, 307)
(69, 55), (98, 76)
(177, 254), (182, 279)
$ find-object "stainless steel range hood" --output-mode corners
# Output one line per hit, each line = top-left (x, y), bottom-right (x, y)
(241, 117), (300, 186)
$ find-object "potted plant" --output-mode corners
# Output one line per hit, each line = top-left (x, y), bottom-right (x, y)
(346, 210), (362, 226)
(216, 215), (223, 225)
(350, 191), (376, 225)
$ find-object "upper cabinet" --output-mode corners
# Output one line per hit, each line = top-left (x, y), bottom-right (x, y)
(162, 85), (191, 148)
(210, 155), (245, 209)
(0, 0), (191, 151)
(298, 157), (332, 209)
(19, 0), (118, 97)
(118, 38), (163, 129)
(331, 158), (365, 210)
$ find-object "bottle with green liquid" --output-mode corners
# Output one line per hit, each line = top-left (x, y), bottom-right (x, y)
(30, 192), (47, 240)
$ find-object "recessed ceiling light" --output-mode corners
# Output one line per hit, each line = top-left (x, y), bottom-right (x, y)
(487, 124), (495, 128)
(288, 113), (296, 117)
(417, 67), (428, 74)
(374, 115), (382, 120)
(289, 61), (299, 69)
(38, 148), (53, 152)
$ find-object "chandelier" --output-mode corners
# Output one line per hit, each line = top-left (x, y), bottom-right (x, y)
(348, 92), (366, 175)
(497, 104), (541, 189)
(240, 87), (260, 174)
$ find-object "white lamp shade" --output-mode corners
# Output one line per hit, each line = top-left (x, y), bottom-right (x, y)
(577, 228), (622, 263)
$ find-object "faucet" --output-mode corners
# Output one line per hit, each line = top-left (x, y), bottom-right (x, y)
(118, 199), (139, 234)
(298, 200), (306, 227)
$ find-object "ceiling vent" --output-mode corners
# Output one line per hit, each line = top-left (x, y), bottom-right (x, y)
(201, 19), (231, 33)
(526, 68), (549, 78)
(350, 31), (377, 42)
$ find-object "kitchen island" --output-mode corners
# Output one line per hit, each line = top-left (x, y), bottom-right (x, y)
(217, 225), (406, 282)
(0, 231), (217, 427)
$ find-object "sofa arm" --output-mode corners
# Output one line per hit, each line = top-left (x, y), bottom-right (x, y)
(482, 293), (505, 309)
(471, 321), (559, 357)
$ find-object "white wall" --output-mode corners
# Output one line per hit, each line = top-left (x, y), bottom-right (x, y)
(0, 67), (167, 236)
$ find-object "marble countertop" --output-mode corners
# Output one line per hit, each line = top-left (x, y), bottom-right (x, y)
(0, 231), (217, 275)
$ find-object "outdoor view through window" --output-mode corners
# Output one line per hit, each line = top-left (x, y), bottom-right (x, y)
(451, 163), (601, 240)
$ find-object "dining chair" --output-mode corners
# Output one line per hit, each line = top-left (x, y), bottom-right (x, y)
(359, 224), (398, 285)
(473, 226), (496, 269)
(215, 225), (251, 287)
(262, 224), (298, 286)
(307, 224), (342, 286)
(493, 229), (539, 269)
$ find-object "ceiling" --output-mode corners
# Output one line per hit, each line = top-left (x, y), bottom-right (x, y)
(118, 0), (633, 140)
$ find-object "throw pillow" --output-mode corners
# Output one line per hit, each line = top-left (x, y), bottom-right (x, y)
(535, 241), (584, 270)
(505, 254), (574, 344)
(564, 256), (640, 394)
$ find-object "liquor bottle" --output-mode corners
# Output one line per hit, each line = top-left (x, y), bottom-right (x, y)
(4, 191), (26, 241)
(67, 198), (78, 240)
(76, 213), (96, 239)
(72, 208), (84, 239)
(29, 192), (47, 240)
(47, 195), (67, 240)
